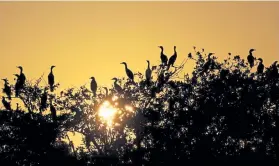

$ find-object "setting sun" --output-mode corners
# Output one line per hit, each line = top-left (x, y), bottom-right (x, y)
(98, 101), (118, 126)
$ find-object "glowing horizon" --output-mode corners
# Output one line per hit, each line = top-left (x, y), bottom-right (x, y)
(0, 1), (278, 93)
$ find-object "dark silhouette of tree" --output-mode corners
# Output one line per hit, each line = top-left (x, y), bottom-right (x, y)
(1, 46), (279, 166)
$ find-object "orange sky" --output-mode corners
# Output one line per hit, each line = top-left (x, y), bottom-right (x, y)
(1, 2), (279, 91)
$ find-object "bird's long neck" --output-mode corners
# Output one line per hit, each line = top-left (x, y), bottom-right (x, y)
(249, 51), (253, 56)
(114, 80), (117, 84)
(20, 68), (23, 74)
(174, 47), (176, 55)
(124, 64), (128, 70)
(161, 47), (164, 54)
(147, 61), (150, 69)
(50, 68), (54, 73)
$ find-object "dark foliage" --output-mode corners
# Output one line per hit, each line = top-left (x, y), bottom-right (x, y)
(1, 47), (279, 165)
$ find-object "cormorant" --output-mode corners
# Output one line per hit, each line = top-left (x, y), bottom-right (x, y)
(247, 49), (256, 68)
(146, 60), (152, 83)
(13, 74), (20, 97)
(17, 66), (26, 89)
(2, 97), (11, 111)
(90, 77), (97, 97)
(257, 58), (264, 74)
(201, 53), (214, 74)
(120, 62), (134, 81)
(50, 99), (57, 122)
(167, 46), (177, 69)
(2, 79), (12, 100)
(48, 65), (56, 92)
(158, 46), (168, 66)
(112, 78), (123, 93)
(270, 61), (278, 78)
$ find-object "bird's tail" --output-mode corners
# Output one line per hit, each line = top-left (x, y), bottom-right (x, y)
(250, 61), (254, 68)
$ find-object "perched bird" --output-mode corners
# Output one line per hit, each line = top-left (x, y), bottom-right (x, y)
(2, 79), (12, 100)
(90, 77), (97, 97)
(257, 58), (264, 74)
(201, 53), (214, 74)
(247, 49), (256, 68)
(158, 46), (168, 66)
(270, 61), (278, 78)
(167, 46), (177, 69)
(112, 78), (123, 93)
(120, 62), (134, 81)
(17, 66), (26, 89)
(146, 60), (152, 83)
(48, 66), (56, 92)
(2, 97), (11, 111)
(50, 99), (57, 122)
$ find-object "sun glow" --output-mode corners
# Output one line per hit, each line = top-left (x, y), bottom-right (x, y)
(98, 101), (118, 126)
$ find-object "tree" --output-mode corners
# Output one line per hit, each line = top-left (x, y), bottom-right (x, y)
(1, 47), (279, 165)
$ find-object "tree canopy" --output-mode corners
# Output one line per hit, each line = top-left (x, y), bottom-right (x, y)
(1, 47), (279, 165)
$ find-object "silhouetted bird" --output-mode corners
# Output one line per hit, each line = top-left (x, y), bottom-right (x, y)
(201, 53), (214, 74)
(120, 62), (134, 81)
(90, 77), (97, 97)
(13, 74), (21, 97)
(17, 66), (26, 89)
(270, 61), (278, 78)
(158, 46), (168, 66)
(146, 60), (152, 83)
(48, 65), (56, 92)
(247, 49), (256, 68)
(112, 78), (123, 93)
(40, 88), (48, 112)
(257, 58), (264, 74)
(2, 97), (11, 111)
(50, 99), (57, 122)
(2, 79), (12, 100)
(167, 46), (177, 69)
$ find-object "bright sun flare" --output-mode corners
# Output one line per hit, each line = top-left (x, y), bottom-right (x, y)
(98, 101), (118, 126)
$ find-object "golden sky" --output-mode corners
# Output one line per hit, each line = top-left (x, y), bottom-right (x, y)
(1, 2), (279, 90)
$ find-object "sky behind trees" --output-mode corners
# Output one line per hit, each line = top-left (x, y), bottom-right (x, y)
(0, 2), (278, 90)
